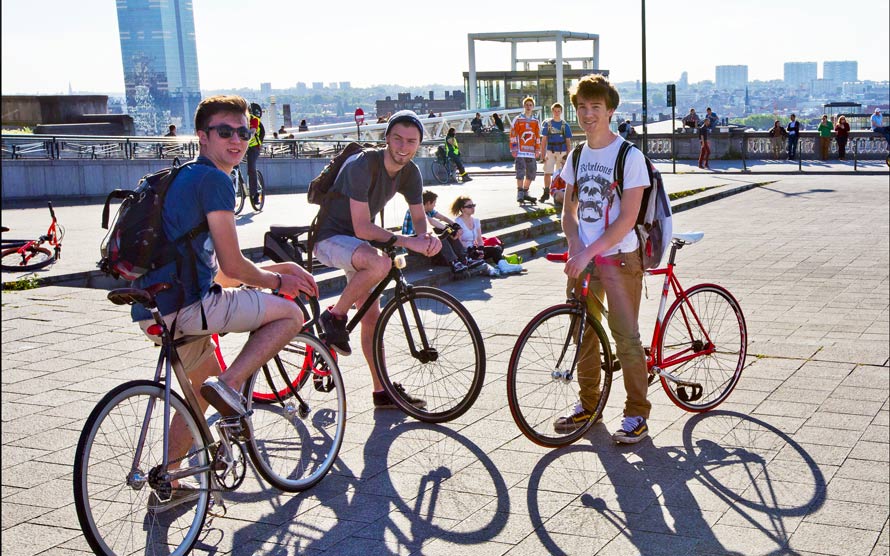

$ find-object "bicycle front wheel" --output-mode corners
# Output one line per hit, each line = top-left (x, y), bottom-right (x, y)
(431, 160), (450, 184)
(233, 171), (246, 215)
(507, 304), (613, 448)
(374, 286), (485, 423)
(73, 380), (211, 556)
(245, 333), (346, 492)
(1, 245), (55, 271)
(658, 284), (747, 412)
(250, 170), (266, 211)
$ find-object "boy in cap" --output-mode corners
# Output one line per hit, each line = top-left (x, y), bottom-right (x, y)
(313, 110), (440, 408)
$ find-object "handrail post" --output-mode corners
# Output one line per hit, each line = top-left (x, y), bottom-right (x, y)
(853, 138), (858, 172)
(742, 133), (747, 172)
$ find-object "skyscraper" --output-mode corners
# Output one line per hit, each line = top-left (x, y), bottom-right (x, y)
(823, 61), (858, 83)
(715, 65), (748, 90)
(116, 0), (201, 135)
(784, 62), (817, 88)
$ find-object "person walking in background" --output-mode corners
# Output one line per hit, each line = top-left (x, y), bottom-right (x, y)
(786, 113), (801, 160)
(834, 115), (850, 160)
(445, 127), (472, 182)
(817, 115), (832, 160)
(247, 103), (265, 205)
(164, 124), (177, 137)
(492, 113), (505, 133)
(698, 115), (712, 169)
(540, 102), (573, 202)
(768, 120), (787, 160)
(509, 96), (542, 203)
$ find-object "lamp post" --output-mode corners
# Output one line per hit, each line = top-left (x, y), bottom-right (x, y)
(641, 0), (648, 156)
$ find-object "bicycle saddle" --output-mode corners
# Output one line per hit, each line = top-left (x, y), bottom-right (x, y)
(672, 232), (704, 245)
(108, 283), (172, 308)
(269, 225), (311, 238)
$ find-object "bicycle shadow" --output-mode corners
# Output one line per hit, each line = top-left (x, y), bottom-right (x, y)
(220, 413), (510, 554)
(524, 410), (825, 555)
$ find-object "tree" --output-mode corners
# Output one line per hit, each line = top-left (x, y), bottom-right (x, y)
(730, 113), (788, 131)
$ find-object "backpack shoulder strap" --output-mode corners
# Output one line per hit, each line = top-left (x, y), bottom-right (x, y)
(570, 142), (584, 202)
(613, 140), (634, 198)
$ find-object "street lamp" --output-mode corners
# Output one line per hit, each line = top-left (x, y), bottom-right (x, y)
(641, 0), (648, 156)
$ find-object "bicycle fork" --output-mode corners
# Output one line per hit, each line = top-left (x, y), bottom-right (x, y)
(395, 288), (438, 363)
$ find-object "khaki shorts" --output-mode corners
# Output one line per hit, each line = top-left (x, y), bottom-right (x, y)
(138, 287), (267, 373)
(314, 234), (369, 282)
(544, 150), (568, 174)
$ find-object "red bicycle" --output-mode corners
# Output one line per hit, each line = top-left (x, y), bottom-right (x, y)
(507, 232), (748, 447)
(1, 201), (64, 272)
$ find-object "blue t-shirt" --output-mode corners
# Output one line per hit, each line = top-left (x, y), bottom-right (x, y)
(131, 156), (235, 321)
(542, 119), (573, 152)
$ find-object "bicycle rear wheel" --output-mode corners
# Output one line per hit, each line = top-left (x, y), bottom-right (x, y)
(431, 160), (450, 184)
(507, 304), (613, 448)
(245, 333), (346, 492)
(233, 171), (246, 215)
(250, 170), (266, 211)
(73, 380), (211, 556)
(658, 284), (747, 412)
(374, 286), (485, 423)
(1, 245), (55, 271)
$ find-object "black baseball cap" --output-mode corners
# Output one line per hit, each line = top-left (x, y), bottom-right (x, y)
(385, 110), (424, 142)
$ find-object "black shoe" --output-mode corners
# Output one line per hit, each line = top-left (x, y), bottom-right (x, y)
(461, 174), (473, 182)
(466, 257), (485, 270)
(539, 190), (550, 202)
(320, 308), (351, 356)
(373, 383), (427, 409)
(451, 260), (468, 274)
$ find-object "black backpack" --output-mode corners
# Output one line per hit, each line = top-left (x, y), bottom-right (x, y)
(99, 162), (207, 281)
(307, 142), (378, 205)
(570, 140), (673, 269)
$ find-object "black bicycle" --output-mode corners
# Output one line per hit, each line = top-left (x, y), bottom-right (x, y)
(231, 162), (265, 214)
(263, 225), (486, 422)
(431, 147), (466, 184)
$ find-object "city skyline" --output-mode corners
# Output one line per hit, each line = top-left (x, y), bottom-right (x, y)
(2, 0), (889, 96)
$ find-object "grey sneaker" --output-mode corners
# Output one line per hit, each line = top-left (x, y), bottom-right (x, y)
(147, 483), (199, 514)
(612, 416), (649, 444)
(200, 376), (246, 417)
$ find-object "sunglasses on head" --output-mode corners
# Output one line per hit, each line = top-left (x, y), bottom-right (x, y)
(463, 203), (476, 209)
(206, 124), (252, 141)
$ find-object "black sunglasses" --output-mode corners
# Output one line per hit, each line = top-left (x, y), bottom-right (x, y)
(463, 203), (476, 209)
(206, 124), (252, 141)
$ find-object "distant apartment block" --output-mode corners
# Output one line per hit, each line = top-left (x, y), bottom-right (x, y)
(715, 65), (748, 90)
(339, 82), (351, 90)
(116, 0), (202, 134)
(260, 82), (272, 96)
(784, 62), (817, 87)
(296, 82), (307, 91)
(823, 61), (858, 83)
(312, 82), (324, 90)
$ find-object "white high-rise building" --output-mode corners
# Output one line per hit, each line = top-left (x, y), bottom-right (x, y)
(823, 61), (858, 83)
(715, 65), (748, 90)
(784, 62), (817, 87)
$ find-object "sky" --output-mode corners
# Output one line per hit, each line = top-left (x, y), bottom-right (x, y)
(2, 0), (888, 95)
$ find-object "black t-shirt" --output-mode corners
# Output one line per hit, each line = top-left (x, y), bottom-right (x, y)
(315, 150), (423, 243)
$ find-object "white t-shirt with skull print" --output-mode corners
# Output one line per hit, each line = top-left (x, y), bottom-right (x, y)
(560, 136), (650, 256)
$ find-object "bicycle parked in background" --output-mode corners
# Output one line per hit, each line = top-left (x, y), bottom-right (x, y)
(73, 284), (345, 556)
(507, 232), (748, 448)
(431, 146), (466, 184)
(231, 161), (265, 214)
(1, 201), (64, 272)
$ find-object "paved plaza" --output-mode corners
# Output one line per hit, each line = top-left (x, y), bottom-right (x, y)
(1, 173), (888, 555)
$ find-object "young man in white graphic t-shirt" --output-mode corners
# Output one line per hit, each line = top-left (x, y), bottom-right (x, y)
(556, 74), (652, 444)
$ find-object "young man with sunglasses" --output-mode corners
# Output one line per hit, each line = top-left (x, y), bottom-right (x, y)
(131, 96), (318, 509)
(556, 75), (651, 444)
(313, 110), (441, 409)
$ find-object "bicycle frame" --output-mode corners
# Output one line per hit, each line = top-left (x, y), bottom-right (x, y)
(5, 202), (62, 260)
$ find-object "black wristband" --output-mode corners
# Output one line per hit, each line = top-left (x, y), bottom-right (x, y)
(271, 272), (282, 295)
(384, 235), (398, 248)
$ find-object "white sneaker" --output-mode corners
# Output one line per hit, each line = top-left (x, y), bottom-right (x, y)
(497, 259), (523, 274)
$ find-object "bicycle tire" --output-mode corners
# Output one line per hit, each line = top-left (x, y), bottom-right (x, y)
(250, 170), (266, 211)
(233, 170), (246, 215)
(245, 333), (346, 492)
(507, 303), (614, 448)
(1, 245), (55, 271)
(658, 284), (747, 412)
(73, 380), (211, 556)
(373, 286), (485, 423)
(431, 160), (450, 184)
